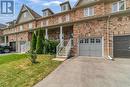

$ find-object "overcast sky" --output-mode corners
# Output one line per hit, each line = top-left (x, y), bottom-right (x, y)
(0, 0), (78, 24)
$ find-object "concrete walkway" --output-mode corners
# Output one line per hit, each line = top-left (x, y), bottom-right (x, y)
(34, 57), (130, 87)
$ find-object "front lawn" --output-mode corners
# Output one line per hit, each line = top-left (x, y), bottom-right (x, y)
(0, 54), (62, 87)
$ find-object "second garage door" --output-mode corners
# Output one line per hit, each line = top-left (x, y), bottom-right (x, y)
(79, 37), (103, 57)
(114, 35), (130, 58)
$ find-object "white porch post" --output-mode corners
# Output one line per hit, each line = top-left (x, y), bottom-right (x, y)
(34, 30), (36, 35)
(45, 28), (48, 40)
(60, 26), (63, 46)
(4, 36), (7, 45)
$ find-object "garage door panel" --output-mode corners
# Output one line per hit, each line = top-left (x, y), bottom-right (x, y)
(79, 37), (102, 57)
(114, 35), (130, 58)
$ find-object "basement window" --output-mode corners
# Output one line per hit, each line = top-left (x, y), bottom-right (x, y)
(112, 0), (126, 13)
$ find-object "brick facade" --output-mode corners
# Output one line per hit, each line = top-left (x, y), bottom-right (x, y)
(1, 0), (130, 57)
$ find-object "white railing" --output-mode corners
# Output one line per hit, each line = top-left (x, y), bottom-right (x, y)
(56, 39), (72, 58)
(56, 40), (64, 57)
(65, 39), (72, 57)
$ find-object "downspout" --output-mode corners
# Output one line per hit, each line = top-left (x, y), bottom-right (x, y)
(106, 15), (113, 60)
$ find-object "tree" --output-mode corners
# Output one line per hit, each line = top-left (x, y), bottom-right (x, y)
(30, 32), (37, 52)
(36, 29), (44, 54)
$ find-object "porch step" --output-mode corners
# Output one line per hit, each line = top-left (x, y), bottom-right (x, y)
(52, 58), (66, 61)
(56, 56), (68, 59)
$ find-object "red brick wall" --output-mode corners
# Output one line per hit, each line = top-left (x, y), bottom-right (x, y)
(8, 32), (29, 42)
(0, 30), (3, 44)
(72, 15), (130, 57)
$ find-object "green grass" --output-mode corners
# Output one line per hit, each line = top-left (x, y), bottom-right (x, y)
(0, 54), (62, 87)
(0, 54), (27, 65)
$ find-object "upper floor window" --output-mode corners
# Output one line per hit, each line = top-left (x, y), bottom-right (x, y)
(41, 21), (43, 27)
(84, 7), (94, 17)
(29, 23), (33, 29)
(61, 4), (68, 11)
(58, 17), (62, 23)
(45, 20), (49, 26)
(43, 11), (48, 17)
(20, 25), (23, 31)
(112, 0), (126, 13)
(65, 14), (70, 22)
(23, 12), (27, 18)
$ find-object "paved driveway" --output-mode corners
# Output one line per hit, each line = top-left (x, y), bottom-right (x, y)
(34, 57), (130, 87)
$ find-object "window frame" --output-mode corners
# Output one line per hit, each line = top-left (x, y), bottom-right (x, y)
(65, 14), (70, 22)
(29, 23), (33, 29)
(62, 4), (68, 12)
(84, 7), (94, 17)
(112, 0), (126, 13)
(19, 25), (23, 31)
(23, 12), (27, 18)
(43, 11), (48, 17)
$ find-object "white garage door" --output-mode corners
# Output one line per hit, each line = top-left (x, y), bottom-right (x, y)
(20, 41), (26, 53)
(79, 37), (103, 57)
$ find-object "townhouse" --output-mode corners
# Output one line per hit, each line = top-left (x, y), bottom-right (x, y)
(1, 0), (130, 58)
(0, 24), (6, 45)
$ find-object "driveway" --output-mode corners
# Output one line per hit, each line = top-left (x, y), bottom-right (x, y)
(34, 57), (130, 87)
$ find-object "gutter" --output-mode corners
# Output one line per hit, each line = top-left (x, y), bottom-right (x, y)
(106, 15), (114, 61)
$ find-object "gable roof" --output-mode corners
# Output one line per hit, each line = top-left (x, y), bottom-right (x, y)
(0, 23), (6, 29)
(42, 8), (54, 14)
(16, 4), (41, 24)
(75, 0), (81, 7)
(74, 0), (98, 7)
(60, 1), (71, 10)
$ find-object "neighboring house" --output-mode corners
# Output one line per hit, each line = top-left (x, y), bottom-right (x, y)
(0, 24), (6, 45)
(1, 0), (130, 58)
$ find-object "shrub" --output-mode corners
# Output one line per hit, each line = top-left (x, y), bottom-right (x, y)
(48, 40), (59, 54)
(27, 51), (37, 64)
(43, 39), (49, 54)
(36, 29), (44, 54)
(30, 33), (37, 52)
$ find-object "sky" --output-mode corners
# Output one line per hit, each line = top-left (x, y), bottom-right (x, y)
(0, 0), (78, 24)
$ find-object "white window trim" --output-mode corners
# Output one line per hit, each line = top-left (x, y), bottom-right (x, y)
(20, 25), (23, 31)
(41, 21), (43, 27)
(112, 0), (126, 13)
(84, 7), (94, 17)
(62, 4), (68, 12)
(29, 23), (33, 29)
(24, 12), (27, 18)
(45, 20), (49, 26)
(65, 14), (70, 22)
(43, 11), (49, 17)
(58, 17), (62, 23)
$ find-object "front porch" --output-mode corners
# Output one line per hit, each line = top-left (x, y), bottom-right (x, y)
(44, 25), (74, 58)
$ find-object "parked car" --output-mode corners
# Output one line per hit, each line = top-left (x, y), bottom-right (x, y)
(0, 45), (11, 53)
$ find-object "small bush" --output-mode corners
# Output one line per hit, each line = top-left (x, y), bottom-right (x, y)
(27, 51), (37, 64)
(48, 40), (59, 54)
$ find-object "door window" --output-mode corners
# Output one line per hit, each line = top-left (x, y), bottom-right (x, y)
(96, 38), (101, 43)
(90, 38), (95, 43)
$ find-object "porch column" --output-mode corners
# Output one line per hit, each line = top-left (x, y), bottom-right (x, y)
(45, 28), (48, 40)
(34, 30), (36, 35)
(60, 26), (63, 46)
(4, 36), (7, 45)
